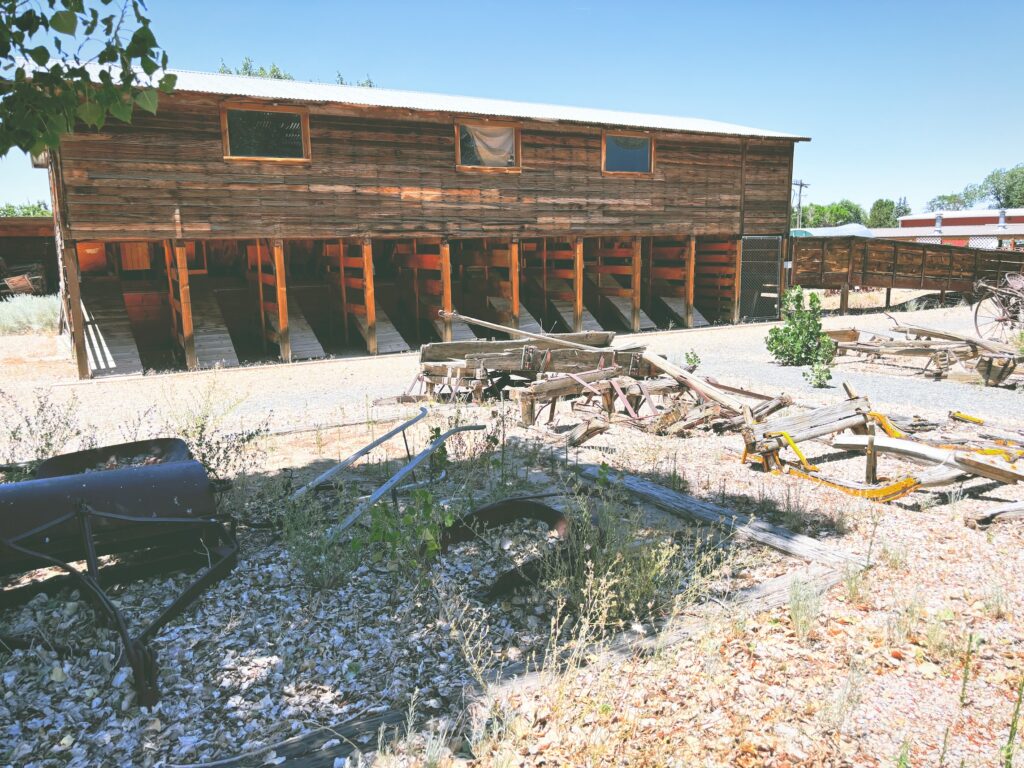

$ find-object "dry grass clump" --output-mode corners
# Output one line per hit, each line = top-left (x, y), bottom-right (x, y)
(0, 294), (59, 335)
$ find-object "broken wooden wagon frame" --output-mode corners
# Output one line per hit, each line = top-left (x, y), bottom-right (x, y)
(0, 438), (237, 706)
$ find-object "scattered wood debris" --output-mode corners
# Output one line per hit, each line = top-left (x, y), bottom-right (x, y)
(828, 317), (1023, 386)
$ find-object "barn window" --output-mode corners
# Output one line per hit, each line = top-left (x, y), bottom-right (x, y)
(456, 123), (521, 172)
(221, 105), (311, 161)
(602, 132), (654, 175)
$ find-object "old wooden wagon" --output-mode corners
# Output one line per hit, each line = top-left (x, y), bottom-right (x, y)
(44, 69), (807, 377)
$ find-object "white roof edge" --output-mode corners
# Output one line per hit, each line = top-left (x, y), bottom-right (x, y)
(163, 68), (807, 140)
(899, 207), (1024, 221)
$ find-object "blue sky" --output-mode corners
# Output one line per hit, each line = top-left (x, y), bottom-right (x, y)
(2, 0), (1021, 213)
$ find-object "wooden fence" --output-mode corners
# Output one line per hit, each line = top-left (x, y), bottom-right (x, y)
(791, 236), (1024, 294)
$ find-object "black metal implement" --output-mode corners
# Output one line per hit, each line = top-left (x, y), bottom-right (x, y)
(0, 438), (237, 706)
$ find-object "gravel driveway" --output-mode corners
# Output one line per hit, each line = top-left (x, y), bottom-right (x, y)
(1, 303), (1019, 443)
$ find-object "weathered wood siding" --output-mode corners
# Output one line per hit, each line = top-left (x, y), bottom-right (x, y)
(791, 236), (1024, 292)
(54, 92), (796, 242)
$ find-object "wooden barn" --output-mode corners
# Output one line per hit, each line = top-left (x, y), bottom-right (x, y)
(45, 69), (807, 377)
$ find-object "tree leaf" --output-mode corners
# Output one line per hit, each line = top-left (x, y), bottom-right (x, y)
(50, 10), (78, 35)
(28, 46), (50, 66)
(76, 100), (104, 127)
(109, 99), (133, 123)
(134, 89), (159, 115)
(158, 73), (177, 93)
(139, 55), (158, 76)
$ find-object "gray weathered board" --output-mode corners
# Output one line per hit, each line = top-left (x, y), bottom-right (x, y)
(189, 278), (240, 369)
(286, 300), (326, 360)
(354, 311), (411, 354)
(79, 278), (144, 376)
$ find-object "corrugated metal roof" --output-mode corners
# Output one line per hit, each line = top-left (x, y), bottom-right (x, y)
(871, 224), (1024, 237)
(166, 68), (808, 140)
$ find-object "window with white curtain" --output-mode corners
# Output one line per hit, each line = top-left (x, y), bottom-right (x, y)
(457, 123), (520, 170)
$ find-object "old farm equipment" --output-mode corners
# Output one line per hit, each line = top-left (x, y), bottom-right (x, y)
(0, 438), (237, 706)
(974, 272), (1024, 343)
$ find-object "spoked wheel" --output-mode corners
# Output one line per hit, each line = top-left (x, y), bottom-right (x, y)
(974, 293), (1012, 343)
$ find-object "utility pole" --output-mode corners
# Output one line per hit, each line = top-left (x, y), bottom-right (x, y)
(792, 179), (810, 228)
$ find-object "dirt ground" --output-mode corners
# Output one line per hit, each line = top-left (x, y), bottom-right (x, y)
(2, 306), (1024, 767)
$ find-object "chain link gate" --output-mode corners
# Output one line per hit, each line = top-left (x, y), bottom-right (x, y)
(739, 236), (783, 322)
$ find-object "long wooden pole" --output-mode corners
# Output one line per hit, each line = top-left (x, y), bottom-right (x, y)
(573, 237), (584, 333)
(631, 236), (642, 332)
(440, 239), (453, 342)
(362, 238), (377, 355)
(509, 238), (520, 329)
(174, 239), (197, 370)
(440, 310), (743, 410)
(273, 238), (291, 363)
(64, 240), (90, 379)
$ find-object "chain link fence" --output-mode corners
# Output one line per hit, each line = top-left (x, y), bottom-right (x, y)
(739, 236), (782, 321)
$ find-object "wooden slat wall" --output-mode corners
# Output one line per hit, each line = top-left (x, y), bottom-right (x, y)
(583, 236), (642, 331)
(644, 236), (693, 326)
(54, 91), (797, 242)
(694, 237), (739, 322)
(791, 236), (1024, 292)
(453, 238), (518, 328)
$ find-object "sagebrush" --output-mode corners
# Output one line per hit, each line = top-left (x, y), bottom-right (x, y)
(0, 294), (60, 335)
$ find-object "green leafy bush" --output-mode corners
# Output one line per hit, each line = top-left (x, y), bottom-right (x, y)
(803, 362), (833, 388)
(766, 287), (836, 366)
(684, 349), (701, 369)
(0, 295), (60, 335)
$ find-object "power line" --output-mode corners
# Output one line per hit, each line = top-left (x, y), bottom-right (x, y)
(792, 180), (810, 228)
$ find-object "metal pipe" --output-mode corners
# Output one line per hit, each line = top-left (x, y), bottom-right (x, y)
(331, 423), (484, 534)
(289, 407), (428, 500)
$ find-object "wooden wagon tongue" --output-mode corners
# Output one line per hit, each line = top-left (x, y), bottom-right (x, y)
(0, 438), (237, 707)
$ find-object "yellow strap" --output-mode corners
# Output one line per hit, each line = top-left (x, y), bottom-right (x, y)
(950, 410), (985, 425)
(765, 430), (819, 472)
(867, 412), (906, 438)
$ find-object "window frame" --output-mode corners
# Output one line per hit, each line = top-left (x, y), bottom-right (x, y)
(220, 102), (312, 164)
(454, 120), (522, 174)
(601, 130), (655, 177)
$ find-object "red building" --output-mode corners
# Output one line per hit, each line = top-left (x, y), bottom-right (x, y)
(870, 208), (1024, 250)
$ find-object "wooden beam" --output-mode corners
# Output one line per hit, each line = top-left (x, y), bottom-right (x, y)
(63, 240), (90, 379)
(631, 236), (642, 332)
(254, 240), (267, 353)
(338, 238), (349, 343)
(440, 239), (453, 342)
(686, 236), (695, 328)
(273, 238), (291, 363)
(509, 238), (520, 328)
(573, 237), (584, 333)
(731, 238), (742, 324)
(362, 238), (377, 355)
(174, 239), (197, 370)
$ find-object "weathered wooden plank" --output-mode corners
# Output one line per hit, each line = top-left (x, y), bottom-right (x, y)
(578, 465), (865, 568)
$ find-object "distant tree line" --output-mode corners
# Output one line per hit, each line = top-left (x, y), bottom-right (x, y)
(926, 164), (1024, 211)
(0, 201), (51, 217)
(792, 197), (910, 229)
(218, 58), (374, 87)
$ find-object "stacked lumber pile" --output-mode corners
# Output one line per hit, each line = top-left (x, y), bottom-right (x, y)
(827, 318), (1022, 386)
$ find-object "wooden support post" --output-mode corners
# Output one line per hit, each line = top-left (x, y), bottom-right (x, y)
(573, 237), (584, 333)
(509, 238), (520, 329)
(686, 236), (696, 328)
(440, 239), (453, 342)
(839, 285), (850, 314)
(731, 237), (743, 324)
(174, 239), (197, 370)
(865, 422), (877, 485)
(631, 236), (642, 332)
(254, 240), (267, 353)
(885, 287), (892, 309)
(362, 238), (377, 355)
(272, 238), (291, 363)
(63, 241), (90, 379)
(338, 238), (349, 343)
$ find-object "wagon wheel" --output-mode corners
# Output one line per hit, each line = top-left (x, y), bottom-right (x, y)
(974, 292), (1013, 343)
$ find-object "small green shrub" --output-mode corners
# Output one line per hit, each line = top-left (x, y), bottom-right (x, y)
(803, 361), (833, 388)
(0, 294), (60, 335)
(684, 349), (701, 369)
(789, 578), (821, 641)
(281, 487), (352, 590)
(766, 286), (836, 366)
(0, 390), (93, 469)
